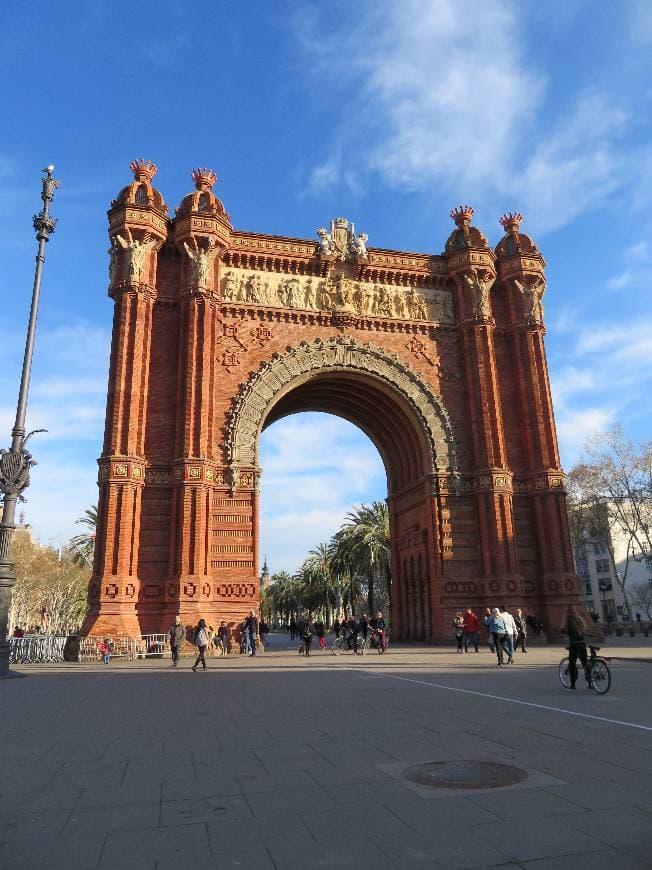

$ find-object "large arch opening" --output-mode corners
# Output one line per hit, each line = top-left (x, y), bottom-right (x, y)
(226, 337), (459, 641)
(259, 411), (387, 619)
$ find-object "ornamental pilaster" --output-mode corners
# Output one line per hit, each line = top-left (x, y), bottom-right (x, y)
(446, 206), (520, 591)
(495, 213), (576, 610)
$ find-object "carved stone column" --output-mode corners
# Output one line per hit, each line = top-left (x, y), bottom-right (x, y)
(83, 161), (167, 637)
(495, 213), (579, 633)
(446, 206), (522, 604)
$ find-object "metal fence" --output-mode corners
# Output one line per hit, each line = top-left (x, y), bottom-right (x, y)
(9, 635), (68, 664)
(9, 633), (174, 664)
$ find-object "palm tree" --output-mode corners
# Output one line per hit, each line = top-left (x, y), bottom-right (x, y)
(303, 542), (337, 625)
(70, 505), (97, 568)
(266, 571), (299, 625)
(331, 501), (390, 616)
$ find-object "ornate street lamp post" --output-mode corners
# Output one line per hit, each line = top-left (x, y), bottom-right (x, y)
(0, 166), (60, 676)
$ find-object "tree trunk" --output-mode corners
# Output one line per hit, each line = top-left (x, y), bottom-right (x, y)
(367, 572), (374, 616)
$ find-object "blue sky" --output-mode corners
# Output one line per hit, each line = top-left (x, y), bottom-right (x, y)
(1, 0), (651, 572)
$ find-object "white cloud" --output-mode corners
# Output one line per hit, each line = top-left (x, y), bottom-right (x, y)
(514, 96), (628, 233)
(607, 269), (632, 291)
(0, 320), (109, 544)
(557, 407), (616, 465)
(550, 318), (652, 466)
(259, 413), (386, 572)
(293, 2), (640, 234)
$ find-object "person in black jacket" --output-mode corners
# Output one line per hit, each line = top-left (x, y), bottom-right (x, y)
(563, 605), (589, 689)
(169, 615), (186, 668)
(302, 619), (314, 657)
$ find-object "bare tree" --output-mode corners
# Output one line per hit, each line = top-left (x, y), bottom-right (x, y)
(567, 426), (652, 615)
(9, 528), (89, 634)
(630, 582), (652, 621)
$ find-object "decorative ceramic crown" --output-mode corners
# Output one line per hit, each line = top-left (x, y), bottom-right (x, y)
(130, 159), (157, 183)
(450, 205), (474, 226)
(192, 168), (218, 191)
(499, 212), (523, 233)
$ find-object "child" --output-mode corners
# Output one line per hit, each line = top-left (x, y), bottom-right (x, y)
(98, 638), (112, 664)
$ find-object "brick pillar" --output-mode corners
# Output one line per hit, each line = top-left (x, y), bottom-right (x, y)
(84, 284), (158, 636)
(496, 212), (580, 635)
(447, 207), (522, 606)
(167, 287), (220, 626)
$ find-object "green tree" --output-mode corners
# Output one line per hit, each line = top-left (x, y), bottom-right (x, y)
(70, 504), (97, 568)
(10, 528), (89, 634)
(331, 501), (391, 616)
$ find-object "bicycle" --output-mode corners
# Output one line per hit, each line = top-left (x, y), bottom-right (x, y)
(369, 629), (390, 654)
(558, 645), (611, 695)
(331, 631), (366, 655)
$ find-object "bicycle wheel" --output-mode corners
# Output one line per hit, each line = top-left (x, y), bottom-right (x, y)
(331, 638), (344, 655)
(558, 657), (571, 688)
(589, 658), (611, 695)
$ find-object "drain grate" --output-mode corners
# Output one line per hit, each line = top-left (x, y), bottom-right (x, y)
(402, 760), (528, 790)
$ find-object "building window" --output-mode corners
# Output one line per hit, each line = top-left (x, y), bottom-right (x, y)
(584, 583), (592, 595)
(593, 543), (607, 555)
(645, 556), (652, 572)
(595, 559), (610, 573)
(135, 184), (148, 204)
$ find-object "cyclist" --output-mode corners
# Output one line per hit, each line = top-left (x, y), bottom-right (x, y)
(370, 611), (387, 653)
(562, 605), (589, 690)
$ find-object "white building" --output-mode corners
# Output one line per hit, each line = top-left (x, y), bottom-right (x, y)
(573, 535), (627, 625)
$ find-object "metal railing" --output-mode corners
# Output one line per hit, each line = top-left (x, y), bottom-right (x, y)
(9, 633), (176, 663)
(9, 635), (68, 664)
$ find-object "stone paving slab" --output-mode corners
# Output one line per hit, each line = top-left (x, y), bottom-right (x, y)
(1, 641), (651, 869)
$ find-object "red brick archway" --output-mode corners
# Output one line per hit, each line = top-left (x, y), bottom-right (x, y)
(82, 163), (580, 641)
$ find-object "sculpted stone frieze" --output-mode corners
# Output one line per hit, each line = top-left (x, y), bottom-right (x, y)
(220, 267), (454, 324)
(225, 336), (460, 484)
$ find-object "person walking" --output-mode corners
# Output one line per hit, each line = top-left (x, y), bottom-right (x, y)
(514, 608), (528, 653)
(483, 608), (495, 652)
(302, 619), (314, 657)
(245, 610), (258, 657)
(259, 618), (269, 649)
(562, 605), (590, 689)
(316, 621), (326, 649)
(218, 621), (229, 655)
(487, 608), (507, 667)
(501, 606), (517, 664)
(289, 618), (297, 641)
(169, 615), (185, 667)
(191, 619), (209, 671)
(333, 617), (341, 639)
(453, 612), (465, 653)
(463, 608), (480, 652)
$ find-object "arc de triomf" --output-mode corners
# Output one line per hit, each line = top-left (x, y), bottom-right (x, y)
(83, 160), (580, 641)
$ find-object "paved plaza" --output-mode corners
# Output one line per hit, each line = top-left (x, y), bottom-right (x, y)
(2, 636), (651, 870)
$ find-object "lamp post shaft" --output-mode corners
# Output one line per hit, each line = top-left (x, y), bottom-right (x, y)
(0, 166), (59, 676)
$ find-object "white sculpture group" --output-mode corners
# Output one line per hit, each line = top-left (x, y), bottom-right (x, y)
(221, 268), (454, 323)
(316, 218), (368, 261)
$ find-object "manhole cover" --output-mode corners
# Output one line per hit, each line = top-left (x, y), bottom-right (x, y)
(403, 760), (528, 790)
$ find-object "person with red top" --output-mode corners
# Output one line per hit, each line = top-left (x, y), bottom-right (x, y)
(463, 608), (480, 652)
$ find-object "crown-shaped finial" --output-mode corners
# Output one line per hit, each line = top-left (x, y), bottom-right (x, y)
(450, 205), (474, 226)
(499, 212), (523, 233)
(130, 159), (157, 183)
(192, 168), (218, 191)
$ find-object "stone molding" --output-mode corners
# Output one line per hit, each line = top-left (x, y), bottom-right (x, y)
(225, 336), (460, 484)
